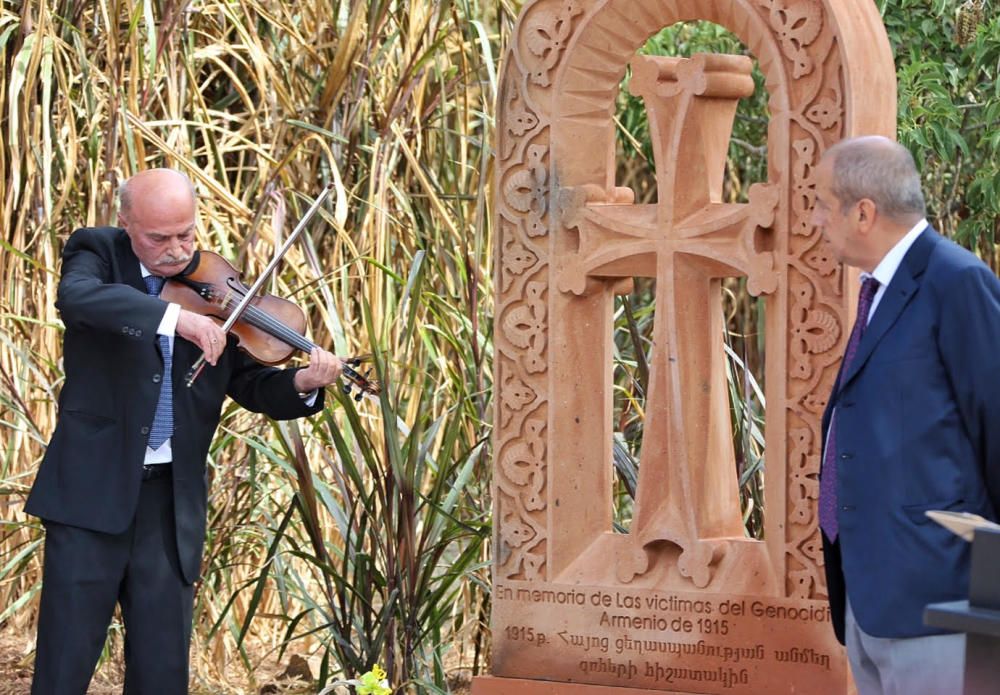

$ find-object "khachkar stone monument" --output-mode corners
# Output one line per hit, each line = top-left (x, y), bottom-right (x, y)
(474, 1), (897, 694)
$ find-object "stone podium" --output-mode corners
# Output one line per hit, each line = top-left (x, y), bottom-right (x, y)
(477, 1), (897, 693)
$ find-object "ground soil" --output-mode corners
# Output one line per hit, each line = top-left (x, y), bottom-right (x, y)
(0, 627), (473, 694)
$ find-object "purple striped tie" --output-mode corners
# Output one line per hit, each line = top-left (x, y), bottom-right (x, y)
(819, 276), (880, 541)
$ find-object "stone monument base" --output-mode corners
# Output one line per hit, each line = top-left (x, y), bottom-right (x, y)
(472, 676), (691, 694)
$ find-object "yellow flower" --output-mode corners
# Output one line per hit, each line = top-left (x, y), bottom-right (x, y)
(320, 664), (391, 695)
(355, 664), (391, 695)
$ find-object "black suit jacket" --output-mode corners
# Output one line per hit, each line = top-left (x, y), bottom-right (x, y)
(821, 228), (1000, 643)
(26, 227), (323, 582)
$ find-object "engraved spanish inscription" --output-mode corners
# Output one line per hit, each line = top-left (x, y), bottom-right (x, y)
(493, 582), (839, 692)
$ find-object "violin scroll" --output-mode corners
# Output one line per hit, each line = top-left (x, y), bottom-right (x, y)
(340, 355), (380, 402)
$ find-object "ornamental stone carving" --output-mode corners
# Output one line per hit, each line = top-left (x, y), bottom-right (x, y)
(482, 1), (896, 692)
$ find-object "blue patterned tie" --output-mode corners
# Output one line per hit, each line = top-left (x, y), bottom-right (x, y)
(143, 275), (173, 450)
(819, 276), (880, 541)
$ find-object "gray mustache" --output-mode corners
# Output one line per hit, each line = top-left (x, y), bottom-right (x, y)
(158, 254), (192, 264)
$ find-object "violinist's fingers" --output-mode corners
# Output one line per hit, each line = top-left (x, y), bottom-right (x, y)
(318, 348), (344, 381)
(293, 348), (344, 392)
(204, 323), (226, 366)
(177, 310), (226, 366)
(309, 348), (343, 384)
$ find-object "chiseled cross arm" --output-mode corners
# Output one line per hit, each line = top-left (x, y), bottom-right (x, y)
(558, 53), (779, 299)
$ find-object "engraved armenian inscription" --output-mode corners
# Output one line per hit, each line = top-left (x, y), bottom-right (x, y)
(494, 583), (838, 693)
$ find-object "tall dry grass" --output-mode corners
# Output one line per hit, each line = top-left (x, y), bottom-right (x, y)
(1, 0), (504, 691)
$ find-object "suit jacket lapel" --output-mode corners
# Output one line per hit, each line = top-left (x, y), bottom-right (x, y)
(114, 227), (180, 369)
(114, 228), (146, 293)
(838, 228), (938, 392)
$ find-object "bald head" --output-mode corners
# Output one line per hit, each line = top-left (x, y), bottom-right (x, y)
(823, 136), (926, 224)
(119, 168), (196, 217)
(118, 169), (197, 276)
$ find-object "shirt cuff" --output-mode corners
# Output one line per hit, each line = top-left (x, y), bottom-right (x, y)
(300, 390), (319, 407)
(157, 302), (181, 337)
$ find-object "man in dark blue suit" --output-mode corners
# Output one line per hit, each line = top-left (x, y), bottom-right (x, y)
(26, 169), (344, 694)
(814, 136), (1000, 694)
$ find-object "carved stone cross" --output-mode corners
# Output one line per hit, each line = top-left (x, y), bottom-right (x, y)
(558, 53), (780, 588)
(481, 1), (897, 691)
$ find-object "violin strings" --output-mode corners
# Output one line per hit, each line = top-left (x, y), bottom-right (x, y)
(217, 288), (373, 388)
(236, 301), (316, 353)
(219, 288), (296, 343)
(238, 304), (376, 392)
(247, 308), (315, 351)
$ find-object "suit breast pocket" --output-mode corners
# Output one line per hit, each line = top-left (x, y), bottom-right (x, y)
(869, 350), (939, 367)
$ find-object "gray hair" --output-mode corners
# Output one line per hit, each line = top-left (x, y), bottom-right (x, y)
(119, 169), (197, 215)
(826, 136), (926, 221)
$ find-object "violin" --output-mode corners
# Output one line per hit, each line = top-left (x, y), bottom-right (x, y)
(163, 249), (379, 401)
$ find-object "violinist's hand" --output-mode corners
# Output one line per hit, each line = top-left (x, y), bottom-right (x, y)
(177, 310), (227, 366)
(293, 348), (344, 392)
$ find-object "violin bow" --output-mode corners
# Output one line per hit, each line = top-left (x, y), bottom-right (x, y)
(184, 183), (335, 387)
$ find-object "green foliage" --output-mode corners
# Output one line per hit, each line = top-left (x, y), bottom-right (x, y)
(884, 0), (1000, 264)
(204, 285), (491, 692)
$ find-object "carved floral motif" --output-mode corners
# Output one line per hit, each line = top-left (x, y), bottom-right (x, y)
(501, 236), (540, 292)
(497, 416), (548, 580)
(807, 95), (841, 130)
(500, 281), (548, 374)
(792, 138), (818, 237)
(804, 238), (839, 277)
(802, 392), (828, 415)
(500, 375), (538, 428)
(498, 419), (547, 513)
(790, 276), (840, 380)
(521, 0), (585, 87)
(759, 0), (824, 78)
(501, 82), (540, 160)
(788, 427), (818, 526)
(495, 55), (556, 579)
(787, 421), (827, 597)
(504, 144), (550, 239)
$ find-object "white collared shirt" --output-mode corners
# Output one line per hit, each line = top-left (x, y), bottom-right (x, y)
(140, 264), (181, 463)
(862, 219), (928, 324)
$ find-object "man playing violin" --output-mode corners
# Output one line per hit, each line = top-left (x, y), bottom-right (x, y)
(25, 168), (343, 694)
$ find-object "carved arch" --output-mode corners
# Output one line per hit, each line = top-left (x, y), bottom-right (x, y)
(493, 0), (895, 599)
